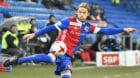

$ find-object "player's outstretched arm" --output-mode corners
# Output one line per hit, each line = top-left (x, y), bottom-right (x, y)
(23, 33), (35, 40)
(23, 25), (57, 40)
(98, 27), (136, 35)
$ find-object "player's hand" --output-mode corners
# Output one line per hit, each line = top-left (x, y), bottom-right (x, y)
(124, 28), (137, 33)
(23, 33), (35, 40)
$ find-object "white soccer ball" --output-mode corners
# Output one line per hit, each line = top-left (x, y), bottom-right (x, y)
(50, 41), (67, 56)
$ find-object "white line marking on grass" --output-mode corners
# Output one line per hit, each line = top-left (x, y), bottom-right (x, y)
(73, 66), (97, 70)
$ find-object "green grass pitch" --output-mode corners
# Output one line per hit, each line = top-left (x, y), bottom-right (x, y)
(0, 65), (140, 78)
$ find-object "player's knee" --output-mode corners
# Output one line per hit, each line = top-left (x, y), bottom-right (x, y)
(48, 53), (56, 63)
(61, 70), (71, 78)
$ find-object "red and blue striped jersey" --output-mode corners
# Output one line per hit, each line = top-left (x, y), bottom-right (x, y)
(35, 17), (124, 57)
(54, 17), (100, 56)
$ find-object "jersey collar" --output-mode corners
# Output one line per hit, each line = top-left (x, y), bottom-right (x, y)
(76, 18), (87, 24)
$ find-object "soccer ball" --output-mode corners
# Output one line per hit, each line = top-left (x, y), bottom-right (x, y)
(50, 41), (67, 56)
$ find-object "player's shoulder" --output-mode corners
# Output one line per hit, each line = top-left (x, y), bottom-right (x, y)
(60, 17), (77, 23)
(60, 17), (70, 22)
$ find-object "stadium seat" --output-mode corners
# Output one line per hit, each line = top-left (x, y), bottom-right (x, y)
(7, 1), (45, 8)
(8, 12), (50, 20)
(0, 13), (4, 23)
(35, 20), (49, 30)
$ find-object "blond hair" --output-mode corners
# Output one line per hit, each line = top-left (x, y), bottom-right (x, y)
(78, 2), (90, 12)
(73, 2), (92, 20)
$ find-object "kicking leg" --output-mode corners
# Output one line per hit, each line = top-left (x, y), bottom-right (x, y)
(18, 53), (55, 64)
(4, 53), (55, 66)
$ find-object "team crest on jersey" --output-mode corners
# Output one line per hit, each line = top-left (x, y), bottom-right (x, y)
(84, 26), (89, 32)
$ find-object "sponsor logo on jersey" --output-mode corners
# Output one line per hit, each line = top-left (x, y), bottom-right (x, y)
(70, 22), (82, 26)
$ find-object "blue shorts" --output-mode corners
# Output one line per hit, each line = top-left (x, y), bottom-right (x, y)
(55, 54), (72, 75)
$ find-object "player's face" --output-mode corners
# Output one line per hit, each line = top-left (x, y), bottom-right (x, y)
(77, 7), (89, 22)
